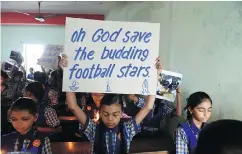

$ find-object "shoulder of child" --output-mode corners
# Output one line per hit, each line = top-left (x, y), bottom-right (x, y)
(175, 125), (187, 139)
(1, 132), (18, 146)
(175, 122), (189, 141)
(123, 118), (141, 129)
(1, 132), (18, 139)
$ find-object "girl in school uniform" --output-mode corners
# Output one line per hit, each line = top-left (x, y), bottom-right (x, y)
(1, 97), (52, 154)
(60, 55), (162, 154)
(174, 91), (212, 154)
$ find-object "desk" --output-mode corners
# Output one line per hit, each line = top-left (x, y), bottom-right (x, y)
(131, 152), (168, 154)
(58, 116), (80, 141)
(51, 142), (169, 154)
(58, 116), (78, 121)
(51, 142), (170, 154)
(51, 142), (91, 154)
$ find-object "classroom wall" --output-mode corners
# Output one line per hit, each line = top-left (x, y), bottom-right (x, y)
(106, 1), (242, 135)
(1, 25), (65, 61)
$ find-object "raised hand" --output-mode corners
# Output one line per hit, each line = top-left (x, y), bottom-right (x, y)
(129, 94), (138, 102)
(59, 54), (68, 70)
(176, 87), (181, 94)
(155, 57), (162, 76)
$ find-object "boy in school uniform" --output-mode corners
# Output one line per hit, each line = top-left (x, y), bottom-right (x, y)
(23, 81), (61, 134)
(1, 97), (52, 154)
(60, 55), (162, 153)
(67, 93), (158, 154)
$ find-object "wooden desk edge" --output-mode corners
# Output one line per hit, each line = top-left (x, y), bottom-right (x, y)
(131, 151), (169, 154)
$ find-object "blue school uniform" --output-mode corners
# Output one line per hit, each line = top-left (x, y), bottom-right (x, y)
(1, 128), (52, 154)
(135, 97), (176, 133)
(82, 117), (141, 154)
(175, 119), (206, 154)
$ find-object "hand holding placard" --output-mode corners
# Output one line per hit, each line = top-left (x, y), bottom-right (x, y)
(59, 54), (68, 70)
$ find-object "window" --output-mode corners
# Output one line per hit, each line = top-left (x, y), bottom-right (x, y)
(23, 44), (44, 74)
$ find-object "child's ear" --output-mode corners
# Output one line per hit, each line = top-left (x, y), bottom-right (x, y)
(188, 107), (193, 115)
(34, 113), (39, 121)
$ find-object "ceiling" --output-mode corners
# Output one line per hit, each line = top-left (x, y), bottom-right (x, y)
(1, 1), (119, 14)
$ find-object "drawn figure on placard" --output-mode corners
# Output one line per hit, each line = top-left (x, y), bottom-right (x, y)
(142, 79), (149, 94)
(69, 80), (79, 91)
(105, 80), (111, 92)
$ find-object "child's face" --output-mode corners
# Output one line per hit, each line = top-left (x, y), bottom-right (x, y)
(92, 93), (105, 102)
(9, 110), (38, 135)
(92, 93), (105, 107)
(189, 100), (212, 123)
(100, 104), (122, 128)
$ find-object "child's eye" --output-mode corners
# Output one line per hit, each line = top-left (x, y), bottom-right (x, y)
(10, 119), (16, 122)
(22, 118), (29, 121)
(197, 108), (205, 112)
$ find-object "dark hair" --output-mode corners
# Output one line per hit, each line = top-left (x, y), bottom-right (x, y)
(185, 92), (212, 119)
(1, 70), (9, 80)
(25, 81), (44, 101)
(49, 70), (58, 89)
(100, 94), (123, 109)
(196, 119), (242, 154)
(94, 94), (126, 154)
(1, 70), (9, 81)
(13, 70), (24, 78)
(9, 97), (38, 115)
(34, 71), (47, 85)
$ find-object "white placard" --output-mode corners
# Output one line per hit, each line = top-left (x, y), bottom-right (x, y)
(37, 45), (63, 69)
(62, 17), (160, 95)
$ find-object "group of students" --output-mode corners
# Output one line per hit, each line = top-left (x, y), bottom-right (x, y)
(1, 59), (62, 153)
(1, 69), (62, 134)
(1, 54), (242, 154)
(1, 62), (60, 106)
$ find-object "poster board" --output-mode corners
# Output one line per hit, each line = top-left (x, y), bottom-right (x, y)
(37, 45), (63, 69)
(62, 17), (160, 95)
